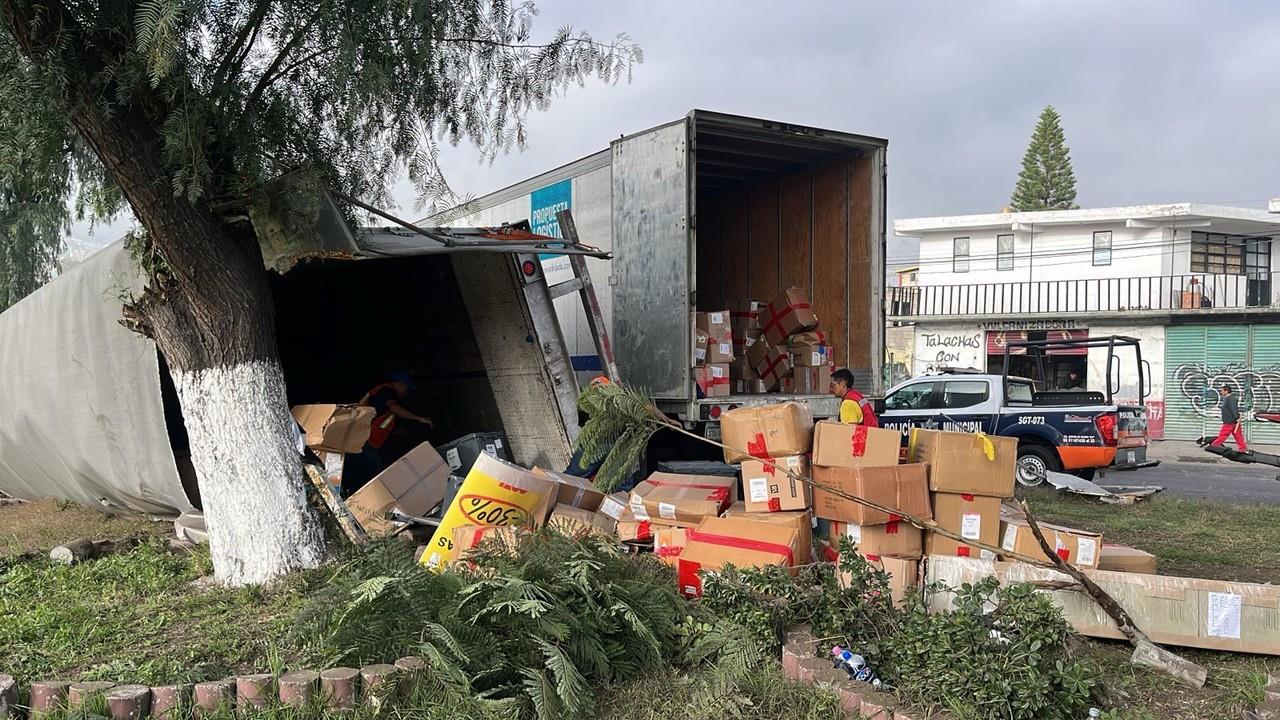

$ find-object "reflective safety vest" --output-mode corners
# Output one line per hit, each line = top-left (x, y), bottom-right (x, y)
(841, 388), (880, 428)
(361, 382), (399, 449)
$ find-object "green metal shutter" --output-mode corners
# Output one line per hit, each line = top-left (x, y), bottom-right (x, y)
(1249, 325), (1280, 445)
(1164, 326), (1209, 441)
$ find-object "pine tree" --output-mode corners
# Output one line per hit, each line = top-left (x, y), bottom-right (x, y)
(0, 1), (639, 585)
(1009, 106), (1079, 212)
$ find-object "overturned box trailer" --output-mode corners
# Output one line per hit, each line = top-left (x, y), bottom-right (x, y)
(0, 195), (607, 515)
(434, 110), (888, 430)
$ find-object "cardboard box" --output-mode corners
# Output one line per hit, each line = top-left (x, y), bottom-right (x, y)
(745, 334), (772, 372)
(451, 524), (520, 559)
(1099, 544), (1158, 574)
(730, 300), (765, 334)
(740, 455), (809, 513)
(721, 503), (813, 564)
(678, 516), (803, 597)
(908, 428), (1018, 497)
(597, 492), (630, 522)
(731, 357), (759, 381)
(812, 464), (931, 526)
(839, 554), (918, 608)
(346, 441), (450, 535)
(696, 310), (732, 347)
(548, 505), (616, 538)
(529, 467), (607, 524)
(926, 492), (1002, 559)
(793, 365), (832, 394)
(1000, 517), (1102, 569)
(708, 337), (734, 364)
(778, 373), (796, 394)
(926, 556), (1280, 656)
(812, 421), (901, 468)
(757, 347), (794, 391)
(654, 526), (690, 567)
(721, 402), (814, 463)
(732, 331), (762, 361)
(761, 287), (819, 346)
(788, 336), (829, 368)
(788, 330), (828, 349)
(291, 404), (375, 454)
(629, 472), (735, 525)
(616, 510), (690, 543)
(735, 378), (769, 395)
(828, 519), (922, 559)
(694, 329), (709, 365)
(695, 363), (732, 398)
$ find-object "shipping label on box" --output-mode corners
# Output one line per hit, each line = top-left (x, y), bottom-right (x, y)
(678, 516), (802, 597)
(741, 455), (809, 513)
(926, 492), (1002, 559)
(694, 329), (709, 365)
(812, 421), (901, 468)
(721, 402), (814, 463)
(597, 492), (630, 522)
(761, 287), (819, 346)
(828, 519), (922, 559)
(812, 464), (931, 526)
(908, 428), (1018, 498)
(291, 404), (375, 454)
(1000, 518), (1102, 569)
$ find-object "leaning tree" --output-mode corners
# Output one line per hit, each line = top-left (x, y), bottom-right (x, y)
(0, 0), (639, 584)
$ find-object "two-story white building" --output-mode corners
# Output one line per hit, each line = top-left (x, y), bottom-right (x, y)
(892, 203), (1280, 443)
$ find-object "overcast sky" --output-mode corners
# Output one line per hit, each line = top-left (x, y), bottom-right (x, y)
(72, 0), (1280, 269)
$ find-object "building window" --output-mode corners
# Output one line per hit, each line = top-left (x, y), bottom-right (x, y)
(1092, 231), (1112, 266)
(953, 237), (970, 273)
(1191, 232), (1246, 275)
(997, 234), (1014, 271)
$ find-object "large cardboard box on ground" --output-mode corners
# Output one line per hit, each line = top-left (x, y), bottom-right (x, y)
(761, 287), (819, 346)
(721, 402), (814, 463)
(629, 473), (735, 525)
(1000, 517), (1102, 569)
(654, 526), (690, 567)
(530, 467), (606, 523)
(291, 404), (375, 454)
(927, 492), (1002, 560)
(347, 441), (450, 536)
(828, 519), (922, 559)
(740, 456), (809, 513)
(812, 464), (931, 526)
(812, 422), (901, 468)
(1099, 544), (1158, 574)
(925, 555), (1280, 656)
(721, 503), (813, 564)
(908, 428), (1018, 497)
(793, 365), (832, 394)
(678, 516), (804, 597)
(839, 554), (918, 608)
(695, 364), (731, 398)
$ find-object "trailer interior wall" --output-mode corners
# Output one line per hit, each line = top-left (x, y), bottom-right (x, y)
(696, 153), (882, 387)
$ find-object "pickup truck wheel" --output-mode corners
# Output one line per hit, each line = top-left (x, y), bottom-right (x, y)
(1016, 445), (1060, 487)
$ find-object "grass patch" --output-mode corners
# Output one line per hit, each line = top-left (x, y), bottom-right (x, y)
(597, 663), (844, 720)
(0, 499), (167, 558)
(1018, 486), (1280, 719)
(0, 540), (317, 684)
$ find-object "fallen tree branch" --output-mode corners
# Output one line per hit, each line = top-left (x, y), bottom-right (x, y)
(1017, 499), (1207, 688)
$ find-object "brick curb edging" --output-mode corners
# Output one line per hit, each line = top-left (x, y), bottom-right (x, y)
(781, 625), (934, 720)
(0, 657), (426, 719)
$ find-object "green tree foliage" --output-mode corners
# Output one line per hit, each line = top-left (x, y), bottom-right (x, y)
(1009, 105), (1079, 212)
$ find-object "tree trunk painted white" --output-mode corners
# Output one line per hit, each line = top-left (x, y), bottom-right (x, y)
(172, 359), (326, 586)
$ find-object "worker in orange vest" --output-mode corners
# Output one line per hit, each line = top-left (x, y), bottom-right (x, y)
(342, 372), (432, 495)
(830, 368), (879, 427)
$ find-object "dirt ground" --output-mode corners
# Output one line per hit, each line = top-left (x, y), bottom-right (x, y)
(0, 497), (169, 557)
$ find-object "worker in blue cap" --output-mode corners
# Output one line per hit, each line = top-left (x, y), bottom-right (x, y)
(343, 372), (433, 495)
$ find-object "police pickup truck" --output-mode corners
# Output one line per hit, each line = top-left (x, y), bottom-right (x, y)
(878, 336), (1158, 486)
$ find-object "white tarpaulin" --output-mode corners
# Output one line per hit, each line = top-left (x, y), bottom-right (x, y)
(0, 241), (191, 515)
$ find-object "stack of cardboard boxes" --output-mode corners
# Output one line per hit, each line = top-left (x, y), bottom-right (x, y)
(722, 286), (834, 395)
(694, 310), (734, 398)
(907, 429), (1019, 561)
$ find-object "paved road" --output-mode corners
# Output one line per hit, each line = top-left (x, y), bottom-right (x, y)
(1095, 456), (1280, 504)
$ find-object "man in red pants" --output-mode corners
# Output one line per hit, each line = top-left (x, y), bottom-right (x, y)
(1210, 385), (1248, 451)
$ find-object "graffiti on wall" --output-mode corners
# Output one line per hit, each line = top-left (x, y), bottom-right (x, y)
(1173, 362), (1280, 417)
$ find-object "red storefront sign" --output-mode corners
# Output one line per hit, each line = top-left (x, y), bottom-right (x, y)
(986, 329), (1089, 355)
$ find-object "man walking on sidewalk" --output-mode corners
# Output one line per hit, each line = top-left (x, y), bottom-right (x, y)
(1211, 384), (1248, 451)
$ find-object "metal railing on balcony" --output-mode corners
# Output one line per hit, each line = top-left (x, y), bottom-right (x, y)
(887, 273), (1280, 318)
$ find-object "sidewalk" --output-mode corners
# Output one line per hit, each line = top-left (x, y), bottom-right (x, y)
(1147, 439), (1280, 464)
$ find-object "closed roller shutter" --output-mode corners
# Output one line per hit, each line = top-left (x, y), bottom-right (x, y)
(1248, 325), (1280, 445)
(1164, 324), (1278, 443)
